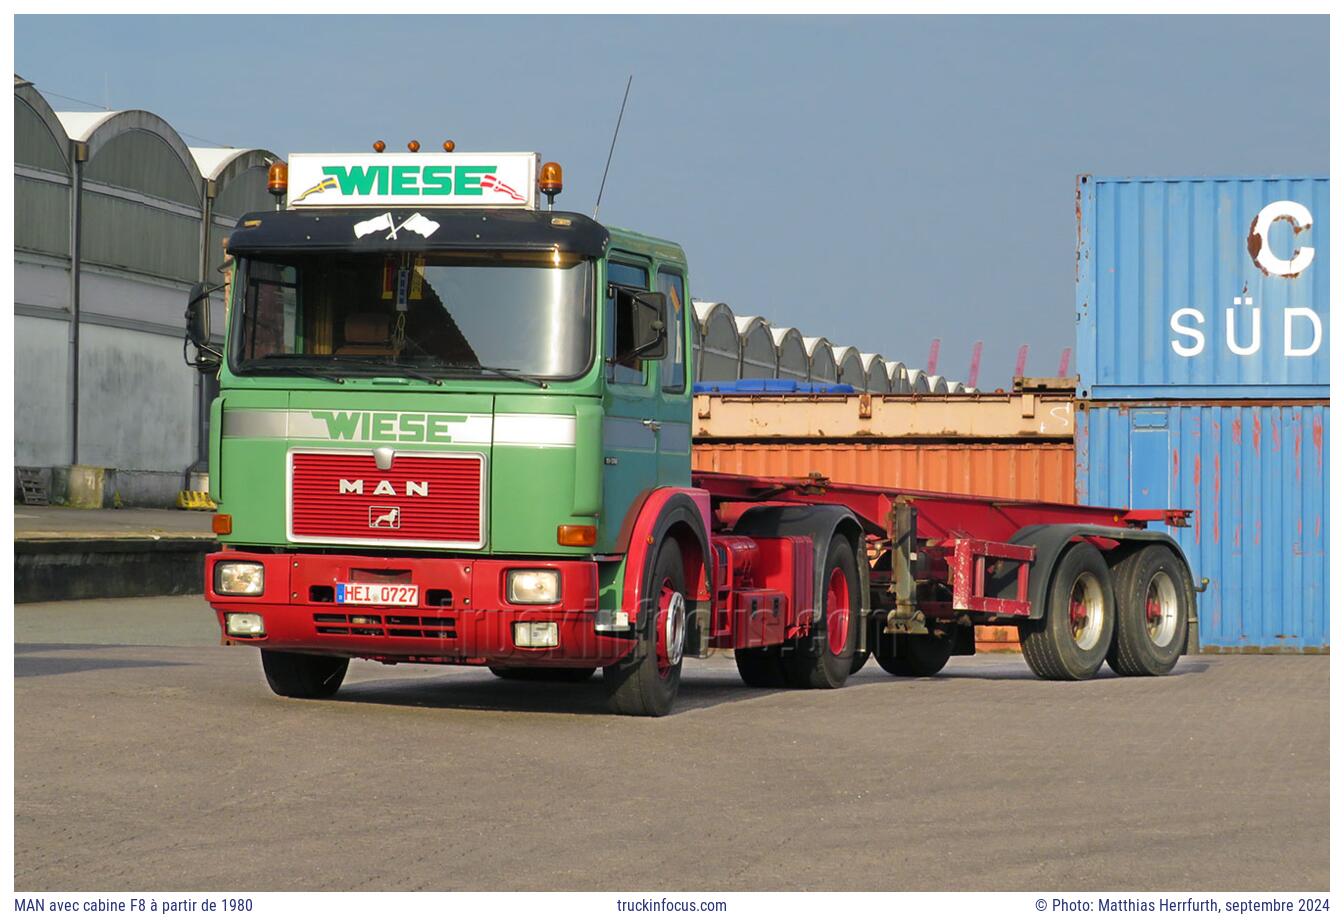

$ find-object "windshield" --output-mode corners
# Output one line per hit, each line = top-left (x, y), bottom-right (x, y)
(229, 251), (593, 380)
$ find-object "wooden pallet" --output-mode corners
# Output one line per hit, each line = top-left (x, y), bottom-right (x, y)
(16, 467), (47, 506)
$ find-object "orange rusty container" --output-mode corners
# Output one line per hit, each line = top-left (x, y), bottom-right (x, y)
(693, 440), (1077, 654)
(692, 441), (1077, 503)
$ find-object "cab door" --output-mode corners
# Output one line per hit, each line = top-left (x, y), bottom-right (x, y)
(599, 255), (660, 551)
(653, 264), (691, 488)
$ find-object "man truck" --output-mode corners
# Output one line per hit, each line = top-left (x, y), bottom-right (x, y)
(186, 145), (1196, 716)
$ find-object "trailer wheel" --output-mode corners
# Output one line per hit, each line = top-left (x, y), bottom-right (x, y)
(260, 650), (349, 699)
(604, 539), (686, 716)
(1106, 544), (1191, 676)
(1020, 542), (1115, 680)
(488, 666), (597, 682)
(734, 646), (788, 687)
(782, 534), (858, 689)
(874, 633), (953, 677)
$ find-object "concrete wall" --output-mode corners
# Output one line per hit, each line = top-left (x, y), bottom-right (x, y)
(78, 323), (198, 472)
(13, 314), (70, 467)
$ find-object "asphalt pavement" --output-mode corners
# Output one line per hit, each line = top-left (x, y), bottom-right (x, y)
(13, 596), (1330, 892)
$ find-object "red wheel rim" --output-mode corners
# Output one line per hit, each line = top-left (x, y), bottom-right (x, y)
(825, 567), (851, 656)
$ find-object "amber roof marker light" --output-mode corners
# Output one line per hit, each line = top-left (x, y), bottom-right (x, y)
(540, 161), (563, 210)
(407, 140), (421, 152)
(266, 162), (288, 210)
(372, 140), (386, 152)
(442, 140), (456, 152)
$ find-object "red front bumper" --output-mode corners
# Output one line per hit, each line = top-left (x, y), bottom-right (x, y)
(205, 551), (635, 667)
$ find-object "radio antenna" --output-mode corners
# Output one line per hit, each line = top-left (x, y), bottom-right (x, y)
(593, 75), (633, 220)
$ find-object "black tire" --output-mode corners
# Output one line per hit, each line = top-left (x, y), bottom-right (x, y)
(734, 646), (788, 687)
(489, 666), (596, 683)
(260, 650), (349, 699)
(849, 646), (871, 674)
(782, 534), (859, 689)
(1020, 542), (1116, 680)
(603, 540), (686, 716)
(874, 632), (953, 677)
(1106, 544), (1192, 676)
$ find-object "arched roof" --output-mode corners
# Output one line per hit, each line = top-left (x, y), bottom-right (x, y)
(801, 336), (837, 383)
(945, 379), (966, 394)
(860, 353), (891, 393)
(885, 360), (910, 394)
(926, 374), (950, 395)
(735, 315), (777, 379)
(14, 80), (70, 172)
(693, 300), (741, 381)
(772, 327), (809, 381)
(58, 108), (202, 205)
(831, 344), (866, 389)
(905, 368), (930, 394)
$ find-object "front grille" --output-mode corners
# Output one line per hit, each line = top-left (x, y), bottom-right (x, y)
(312, 612), (457, 639)
(290, 451), (484, 547)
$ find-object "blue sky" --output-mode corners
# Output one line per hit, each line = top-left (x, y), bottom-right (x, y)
(15, 14), (1329, 387)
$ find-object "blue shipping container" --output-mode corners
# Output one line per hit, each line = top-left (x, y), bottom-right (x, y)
(1077, 402), (1328, 651)
(1076, 176), (1328, 399)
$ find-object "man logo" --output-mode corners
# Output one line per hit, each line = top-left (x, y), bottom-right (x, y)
(369, 506), (401, 530)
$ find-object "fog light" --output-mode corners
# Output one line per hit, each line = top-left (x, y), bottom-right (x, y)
(225, 612), (266, 637)
(506, 569), (560, 605)
(215, 561), (264, 595)
(513, 621), (559, 648)
(594, 609), (631, 632)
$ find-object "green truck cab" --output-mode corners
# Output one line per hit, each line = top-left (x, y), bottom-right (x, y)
(193, 151), (729, 715)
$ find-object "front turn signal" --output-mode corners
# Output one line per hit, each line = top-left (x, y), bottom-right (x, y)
(557, 524), (596, 547)
(212, 513), (233, 535)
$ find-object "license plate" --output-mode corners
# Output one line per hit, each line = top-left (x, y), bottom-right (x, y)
(336, 583), (420, 606)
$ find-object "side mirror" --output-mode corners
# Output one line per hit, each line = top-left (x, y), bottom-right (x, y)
(185, 282), (224, 372)
(186, 282), (212, 346)
(614, 289), (668, 363)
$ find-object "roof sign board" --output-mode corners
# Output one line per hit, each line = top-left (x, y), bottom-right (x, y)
(287, 152), (539, 210)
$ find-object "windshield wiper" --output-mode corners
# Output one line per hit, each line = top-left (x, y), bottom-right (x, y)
(317, 356), (445, 385)
(243, 356), (346, 383)
(433, 363), (549, 388)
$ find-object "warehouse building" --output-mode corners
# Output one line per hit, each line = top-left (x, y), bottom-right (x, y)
(14, 75), (278, 506)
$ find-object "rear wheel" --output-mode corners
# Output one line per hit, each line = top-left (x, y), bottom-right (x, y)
(874, 632), (953, 677)
(604, 540), (686, 717)
(261, 650), (349, 699)
(1106, 544), (1191, 676)
(782, 535), (858, 689)
(1020, 542), (1115, 680)
(489, 666), (596, 683)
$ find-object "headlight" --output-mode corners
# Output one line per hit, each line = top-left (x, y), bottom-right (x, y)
(506, 569), (560, 605)
(215, 561), (265, 596)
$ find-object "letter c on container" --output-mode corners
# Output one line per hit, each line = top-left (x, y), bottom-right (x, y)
(1249, 200), (1315, 277)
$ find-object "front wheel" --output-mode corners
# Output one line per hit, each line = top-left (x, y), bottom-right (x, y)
(1020, 542), (1116, 681)
(1106, 544), (1192, 676)
(261, 650), (349, 699)
(604, 540), (687, 717)
(782, 534), (859, 689)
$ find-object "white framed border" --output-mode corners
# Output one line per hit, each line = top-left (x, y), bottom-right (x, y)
(285, 447), (489, 551)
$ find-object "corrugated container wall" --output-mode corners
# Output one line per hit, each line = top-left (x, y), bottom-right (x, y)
(1076, 176), (1328, 399)
(693, 442), (1077, 504)
(1077, 403), (1328, 652)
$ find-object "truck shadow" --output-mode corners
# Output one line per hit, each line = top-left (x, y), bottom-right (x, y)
(14, 643), (190, 678)
(333, 668), (788, 717)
